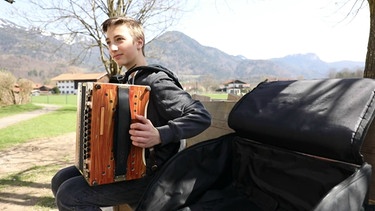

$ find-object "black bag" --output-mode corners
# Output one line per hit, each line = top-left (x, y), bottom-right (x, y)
(135, 78), (374, 211)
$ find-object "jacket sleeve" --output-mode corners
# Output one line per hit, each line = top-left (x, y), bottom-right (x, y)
(149, 72), (211, 145)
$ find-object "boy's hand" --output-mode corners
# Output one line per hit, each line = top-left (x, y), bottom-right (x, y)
(129, 114), (161, 148)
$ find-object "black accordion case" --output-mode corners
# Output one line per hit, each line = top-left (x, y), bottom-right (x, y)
(135, 78), (375, 211)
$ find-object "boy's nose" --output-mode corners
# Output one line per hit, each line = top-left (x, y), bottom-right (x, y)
(109, 44), (118, 51)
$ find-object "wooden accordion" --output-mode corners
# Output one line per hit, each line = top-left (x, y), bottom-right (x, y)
(75, 82), (150, 186)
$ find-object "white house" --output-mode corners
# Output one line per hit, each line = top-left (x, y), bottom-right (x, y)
(51, 72), (107, 94)
(216, 79), (251, 95)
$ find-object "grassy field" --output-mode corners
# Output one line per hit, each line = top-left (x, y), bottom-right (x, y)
(0, 95), (77, 149)
(204, 93), (228, 100)
(0, 105), (77, 150)
(31, 94), (77, 105)
(0, 103), (42, 118)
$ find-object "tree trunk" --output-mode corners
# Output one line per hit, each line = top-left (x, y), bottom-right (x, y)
(10, 90), (17, 105)
(364, 0), (375, 78)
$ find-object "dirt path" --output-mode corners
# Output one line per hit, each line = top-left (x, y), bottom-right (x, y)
(0, 133), (76, 211)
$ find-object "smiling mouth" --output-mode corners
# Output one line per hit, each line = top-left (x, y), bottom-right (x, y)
(113, 54), (122, 59)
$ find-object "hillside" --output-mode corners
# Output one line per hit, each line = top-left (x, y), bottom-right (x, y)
(0, 18), (101, 84)
(0, 18), (365, 85)
(146, 31), (364, 83)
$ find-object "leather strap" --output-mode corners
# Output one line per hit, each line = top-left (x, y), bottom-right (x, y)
(114, 86), (131, 176)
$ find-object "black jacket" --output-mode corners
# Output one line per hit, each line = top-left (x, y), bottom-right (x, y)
(124, 65), (211, 175)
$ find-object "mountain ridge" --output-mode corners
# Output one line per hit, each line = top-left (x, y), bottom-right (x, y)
(0, 18), (364, 85)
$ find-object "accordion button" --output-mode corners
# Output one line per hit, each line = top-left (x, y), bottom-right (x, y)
(151, 165), (158, 171)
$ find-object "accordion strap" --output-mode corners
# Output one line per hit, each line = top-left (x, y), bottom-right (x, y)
(114, 86), (131, 177)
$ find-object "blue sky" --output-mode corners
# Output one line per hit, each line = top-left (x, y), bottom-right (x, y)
(0, 0), (369, 62)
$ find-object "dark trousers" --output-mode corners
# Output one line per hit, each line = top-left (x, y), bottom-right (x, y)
(51, 165), (153, 211)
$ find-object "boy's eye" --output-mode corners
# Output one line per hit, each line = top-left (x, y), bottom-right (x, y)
(116, 37), (125, 42)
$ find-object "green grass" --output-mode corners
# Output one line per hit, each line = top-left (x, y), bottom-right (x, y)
(34, 196), (57, 210)
(31, 94), (77, 105)
(0, 94), (77, 119)
(0, 166), (53, 187)
(203, 93), (228, 100)
(0, 106), (77, 150)
(0, 103), (42, 118)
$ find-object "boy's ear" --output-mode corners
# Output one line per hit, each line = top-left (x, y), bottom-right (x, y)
(136, 39), (144, 50)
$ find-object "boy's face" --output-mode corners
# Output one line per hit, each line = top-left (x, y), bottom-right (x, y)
(105, 24), (143, 69)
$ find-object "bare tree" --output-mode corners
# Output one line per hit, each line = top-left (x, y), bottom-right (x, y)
(0, 70), (17, 105)
(364, 0), (375, 78)
(333, 0), (375, 78)
(17, 0), (186, 76)
(17, 78), (34, 104)
(3, 0), (14, 4)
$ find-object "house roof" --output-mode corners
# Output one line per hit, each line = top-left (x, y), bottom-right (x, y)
(51, 72), (107, 81)
(40, 85), (54, 90)
(223, 79), (247, 85)
(33, 83), (43, 89)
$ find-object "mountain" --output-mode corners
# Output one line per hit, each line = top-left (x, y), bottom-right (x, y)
(0, 18), (365, 85)
(146, 31), (364, 83)
(146, 31), (244, 79)
(0, 18), (101, 84)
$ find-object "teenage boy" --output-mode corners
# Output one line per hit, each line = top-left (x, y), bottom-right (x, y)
(51, 16), (211, 210)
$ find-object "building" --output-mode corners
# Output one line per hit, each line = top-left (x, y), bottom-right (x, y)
(51, 72), (107, 94)
(216, 79), (251, 95)
(32, 83), (54, 95)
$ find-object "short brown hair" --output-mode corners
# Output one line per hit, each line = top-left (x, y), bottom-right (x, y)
(102, 16), (145, 56)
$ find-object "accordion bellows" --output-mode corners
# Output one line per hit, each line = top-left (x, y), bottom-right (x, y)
(75, 82), (150, 186)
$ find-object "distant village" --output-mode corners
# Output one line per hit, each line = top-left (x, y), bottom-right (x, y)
(29, 72), (252, 97)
